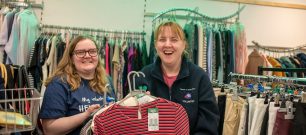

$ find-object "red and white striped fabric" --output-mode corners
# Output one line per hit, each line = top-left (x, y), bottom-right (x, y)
(94, 98), (189, 135)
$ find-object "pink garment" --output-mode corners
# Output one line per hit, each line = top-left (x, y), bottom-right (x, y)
(127, 47), (135, 73)
(272, 111), (293, 135)
(163, 73), (177, 89)
(105, 41), (110, 75)
(232, 23), (248, 74)
(261, 53), (273, 76)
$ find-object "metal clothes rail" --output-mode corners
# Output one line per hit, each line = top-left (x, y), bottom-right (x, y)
(228, 72), (298, 84)
(41, 24), (146, 38)
(258, 66), (306, 76)
(1, 1), (44, 9)
(146, 6), (245, 23)
(251, 41), (306, 53)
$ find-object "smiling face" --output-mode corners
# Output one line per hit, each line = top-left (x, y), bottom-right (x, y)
(72, 39), (98, 79)
(155, 22), (186, 67)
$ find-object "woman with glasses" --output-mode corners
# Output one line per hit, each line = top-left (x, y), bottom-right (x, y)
(39, 35), (115, 135)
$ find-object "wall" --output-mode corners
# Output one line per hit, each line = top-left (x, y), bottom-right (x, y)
(37, 0), (306, 48)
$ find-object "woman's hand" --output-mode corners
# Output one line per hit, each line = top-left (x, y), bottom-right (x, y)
(42, 104), (101, 135)
(85, 104), (100, 116)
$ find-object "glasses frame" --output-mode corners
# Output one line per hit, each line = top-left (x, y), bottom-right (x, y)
(73, 49), (98, 58)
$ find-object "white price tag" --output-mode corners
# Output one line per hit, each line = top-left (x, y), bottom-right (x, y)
(148, 108), (159, 131)
(285, 101), (295, 120)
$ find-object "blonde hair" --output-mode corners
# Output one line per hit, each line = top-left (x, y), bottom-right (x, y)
(154, 22), (187, 44)
(154, 21), (188, 56)
(45, 35), (108, 94)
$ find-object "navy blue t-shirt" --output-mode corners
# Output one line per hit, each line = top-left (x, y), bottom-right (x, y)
(39, 77), (114, 135)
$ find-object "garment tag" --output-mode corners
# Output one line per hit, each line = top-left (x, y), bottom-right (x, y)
(148, 108), (159, 131)
(278, 108), (287, 112)
(285, 101), (295, 120)
(285, 112), (294, 119)
(136, 93), (150, 105)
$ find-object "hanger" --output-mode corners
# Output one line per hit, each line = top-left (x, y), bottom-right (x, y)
(116, 71), (157, 119)
(118, 71), (156, 107)
(89, 83), (116, 131)
(119, 30), (125, 46)
(103, 84), (111, 106)
(264, 93), (269, 104)
(231, 87), (239, 101)
(90, 83), (114, 117)
(274, 93), (280, 107)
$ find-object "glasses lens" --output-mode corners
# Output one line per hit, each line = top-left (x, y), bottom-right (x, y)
(74, 50), (86, 57)
(74, 49), (98, 57)
(89, 49), (98, 57)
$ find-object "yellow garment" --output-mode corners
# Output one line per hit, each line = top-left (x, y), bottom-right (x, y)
(10, 65), (14, 78)
(112, 42), (120, 97)
(223, 94), (246, 135)
(0, 111), (32, 126)
(0, 64), (7, 88)
(267, 57), (285, 77)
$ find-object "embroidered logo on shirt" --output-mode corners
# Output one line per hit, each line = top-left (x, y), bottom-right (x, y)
(184, 93), (192, 99)
(182, 92), (194, 103)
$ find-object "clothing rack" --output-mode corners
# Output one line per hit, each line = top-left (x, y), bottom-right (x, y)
(258, 66), (306, 76)
(1, 1), (44, 9)
(228, 72), (298, 84)
(250, 40), (306, 53)
(41, 24), (146, 39)
(146, 6), (245, 23)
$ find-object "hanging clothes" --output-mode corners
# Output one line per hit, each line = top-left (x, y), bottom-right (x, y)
(230, 22), (248, 74)
(117, 40), (127, 100)
(215, 31), (224, 84)
(267, 56), (286, 77)
(224, 30), (235, 83)
(148, 31), (156, 64)
(112, 40), (120, 96)
(245, 49), (267, 75)
(141, 39), (149, 67)
(184, 22), (196, 63)
(280, 56), (297, 77)
(206, 27), (213, 80)
(197, 22), (206, 71)
(267, 102), (280, 135)
(4, 9), (39, 65)
(0, 9), (17, 45)
(222, 94), (246, 135)
(0, 7), (11, 32)
(249, 98), (268, 135)
(291, 102), (306, 135)
(105, 40), (110, 75)
(218, 94), (226, 135)
(93, 98), (189, 134)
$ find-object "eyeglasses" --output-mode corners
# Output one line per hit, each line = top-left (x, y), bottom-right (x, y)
(73, 49), (98, 58)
